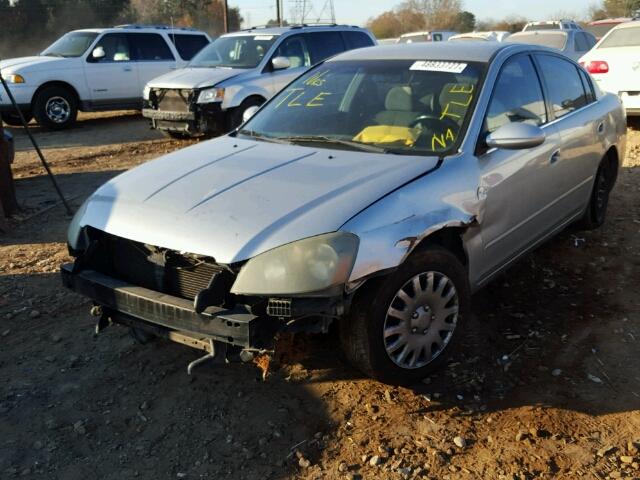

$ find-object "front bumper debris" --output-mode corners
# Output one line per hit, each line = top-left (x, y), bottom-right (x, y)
(60, 264), (278, 350)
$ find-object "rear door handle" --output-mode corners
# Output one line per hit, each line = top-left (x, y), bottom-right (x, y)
(550, 149), (561, 164)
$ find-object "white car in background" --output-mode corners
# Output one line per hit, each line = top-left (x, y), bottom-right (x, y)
(0, 25), (211, 129)
(449, 31), (511, 42)
(580, 21), (640, 116)
(397, 31), (457, 43)
(507, 30), (596, 62)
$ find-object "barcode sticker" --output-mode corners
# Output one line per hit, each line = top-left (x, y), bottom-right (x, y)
(254, 35), (274, 40)
(410, 61), (467, 73)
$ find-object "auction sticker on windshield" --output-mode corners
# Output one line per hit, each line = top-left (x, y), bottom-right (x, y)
(410, 61), (467, 73)
(254, 35), (274, 40)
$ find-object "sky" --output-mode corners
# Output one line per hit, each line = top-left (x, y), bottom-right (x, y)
(231, 0), (593, 28)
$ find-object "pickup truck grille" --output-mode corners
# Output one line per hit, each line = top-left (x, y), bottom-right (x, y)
(91, 231), (226, 301)
(153, 89), (194, 113)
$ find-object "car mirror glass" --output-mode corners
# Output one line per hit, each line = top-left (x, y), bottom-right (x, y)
(271, 56), (291, 71)
(242, 105), (260, 123)
(486, 122), (545, 150)
(91, 46), (106, 60)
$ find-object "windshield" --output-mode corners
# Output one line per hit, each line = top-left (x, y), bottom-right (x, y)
(586, 24), (619, 39)
(189, 34), (278, 68)
(507, 32), (568, 50)
(240, 59), (485, 156)
(599, 26), (640, 48)
(42, 32), (98, 58)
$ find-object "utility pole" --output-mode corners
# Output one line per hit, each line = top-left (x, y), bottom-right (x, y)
(222, 0), (229, 33)
(276, 0), (282, 26)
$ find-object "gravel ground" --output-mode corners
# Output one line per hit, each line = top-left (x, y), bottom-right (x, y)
(0, 112), (639, 480)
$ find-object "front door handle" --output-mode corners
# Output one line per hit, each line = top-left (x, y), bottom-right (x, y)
(597, 122), (605, 134)
(123, 66), (132, 72)
(550, 149), (561, 164)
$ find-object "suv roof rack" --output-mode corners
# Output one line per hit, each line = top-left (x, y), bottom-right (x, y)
(114, 24), (198, 31)
(239, 23), (359, 32)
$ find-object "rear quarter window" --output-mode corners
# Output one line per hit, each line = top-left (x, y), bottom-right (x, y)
(169, 34), (210, 60)
(128, 33), (174, 61)
(342, 31), (375, 49)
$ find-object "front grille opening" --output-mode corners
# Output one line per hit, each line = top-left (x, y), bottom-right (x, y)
(152, 88), (194, 113)
(87, 230), (228, 301)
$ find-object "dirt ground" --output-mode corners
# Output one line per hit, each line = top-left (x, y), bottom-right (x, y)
(1, 112), (639, 480)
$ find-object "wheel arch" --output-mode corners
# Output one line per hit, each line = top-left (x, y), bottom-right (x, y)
(604, 145), (619, 188)
(31, 81), (81, 109)
(409, 226), (469, 268)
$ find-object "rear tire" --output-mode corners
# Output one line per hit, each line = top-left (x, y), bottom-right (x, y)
(227, 97), (264, 131)
(577, 155), (614, 230)
(339, 247), (470, 385)
(33, 86), (78, 130)
(2, 112), (32, 126)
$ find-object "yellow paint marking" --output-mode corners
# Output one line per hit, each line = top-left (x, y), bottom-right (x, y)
(440, 103), (462, 120)
(275, 88), (304, 108)
(432, 133), (447, 150)
(306, 92), (331, 107)
(449, 84), (474, 94)
(446, 128), (455, 142)
(287, 89), (306, 107)
(303, 70), (330, 87)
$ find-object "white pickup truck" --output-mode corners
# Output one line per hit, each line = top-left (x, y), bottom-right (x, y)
(0, 25), (211, 129)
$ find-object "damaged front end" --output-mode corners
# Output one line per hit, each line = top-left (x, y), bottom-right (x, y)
(61, 228), (353, 374)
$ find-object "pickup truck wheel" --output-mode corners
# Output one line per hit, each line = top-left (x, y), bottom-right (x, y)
(33, 86), (78, 130)
(228, 97), (264, 131)
(2, 112), (32, 126)
(340, 247), (470, 385)
(577, 156), (613, 230)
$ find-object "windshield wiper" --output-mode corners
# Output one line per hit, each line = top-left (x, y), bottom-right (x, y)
(278, 135), (388, 153)
(237, 129), (291, 145)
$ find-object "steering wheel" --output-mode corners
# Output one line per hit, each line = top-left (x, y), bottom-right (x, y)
(409, 114), (459, 132)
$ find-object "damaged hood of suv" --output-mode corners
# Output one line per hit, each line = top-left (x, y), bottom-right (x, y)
(146, 67), (242, 89)
(72, 137), (440, 264)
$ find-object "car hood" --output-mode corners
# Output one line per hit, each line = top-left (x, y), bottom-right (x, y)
(76, 137), (440, 264)
(146, 67), (243, 89)
(0, 56), (68, 73)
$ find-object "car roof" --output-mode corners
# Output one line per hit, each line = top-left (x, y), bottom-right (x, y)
(331, 42), (511, 63)
(611, 20), (640, 30)
(511, 30), (569, 37)
(589, 17), (633, 25)
(73, 25), (207, 34)
(223, 25), (369, 37)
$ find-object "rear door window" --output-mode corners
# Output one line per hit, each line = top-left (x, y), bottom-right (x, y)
(305, 31), (345, 64)
(128, 33), (175, 61)
(342, 31), (375, 49)
(535, 54), (588, 118)
(169, 34), (209, 60)
(578, 68), (596, 103)
(574, 33), (589, 52)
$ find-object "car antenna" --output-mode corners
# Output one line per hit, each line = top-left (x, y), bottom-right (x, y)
(0, 64), (72, 216)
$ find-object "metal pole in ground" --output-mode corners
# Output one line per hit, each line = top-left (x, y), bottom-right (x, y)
(0, 68), (72, 216)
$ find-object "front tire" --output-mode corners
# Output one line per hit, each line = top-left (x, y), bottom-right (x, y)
(340, 247), (470, 385)
(2, 111), (32, 126)
(33, 86), (78, 130)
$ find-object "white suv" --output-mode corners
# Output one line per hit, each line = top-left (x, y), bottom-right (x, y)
(0, 25), (211, 129)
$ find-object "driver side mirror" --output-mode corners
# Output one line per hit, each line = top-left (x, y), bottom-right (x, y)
(486, 122), (545, 150)
(242, 105), (260, 123)
(271, 56), (290, 71)
(91, 46), (106, 61)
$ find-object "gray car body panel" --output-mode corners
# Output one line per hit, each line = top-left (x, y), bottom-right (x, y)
(71, 42), (626, 294)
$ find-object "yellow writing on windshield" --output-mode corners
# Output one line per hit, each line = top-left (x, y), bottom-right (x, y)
(439, 84), (474, 121)
(431, 128), (456, 151)
(303, 70), (330, 87)
(275, 87), (332, 108)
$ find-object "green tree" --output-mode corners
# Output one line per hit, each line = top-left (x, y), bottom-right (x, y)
(454, 10), (475, 32)
(603, 0), (640, 16)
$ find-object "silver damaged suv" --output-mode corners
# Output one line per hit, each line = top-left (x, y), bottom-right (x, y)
(142, 25), (376, 137)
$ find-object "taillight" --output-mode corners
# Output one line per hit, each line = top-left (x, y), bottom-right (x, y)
(585, 61), (609, 74)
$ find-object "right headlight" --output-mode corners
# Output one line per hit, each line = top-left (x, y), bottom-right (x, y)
(197, 87), (225, 104)
(230, 232), (359, 296)
(142, 85), (151, 100)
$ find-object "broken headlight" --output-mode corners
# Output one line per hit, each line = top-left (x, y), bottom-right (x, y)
(230, 232), (359, 296)
(197, 87), (225, 104)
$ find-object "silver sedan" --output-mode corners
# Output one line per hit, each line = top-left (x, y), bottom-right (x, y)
(63, 42), (626, 385)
